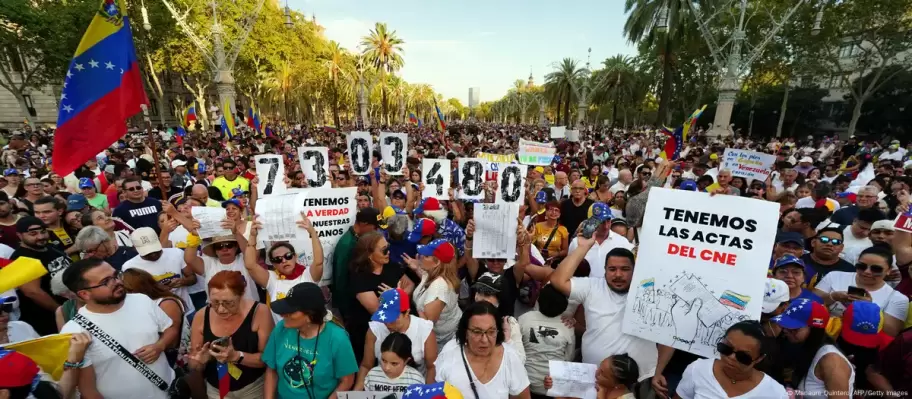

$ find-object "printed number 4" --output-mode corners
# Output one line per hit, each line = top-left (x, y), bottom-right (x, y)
(259, 158), (279, 195)
(426, 162), (444, 196)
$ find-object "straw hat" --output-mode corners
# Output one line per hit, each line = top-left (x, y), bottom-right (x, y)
(202, 235), (239, 257)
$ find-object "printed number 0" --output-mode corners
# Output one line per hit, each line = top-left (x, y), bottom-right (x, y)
(351, 138), (369, 174)
(500, 166), (521, 202)
(384, 136), (404, 172)
(426, 162), (444, 196)
(303, 151), (327, 188)
(461, 161), (483, 196)
(258, 158), (279, 195)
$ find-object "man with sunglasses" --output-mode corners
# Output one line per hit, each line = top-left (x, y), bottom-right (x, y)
(11, 216), (71, 335)
(113, 176), (163, 234)
(803, 227), (855, 288)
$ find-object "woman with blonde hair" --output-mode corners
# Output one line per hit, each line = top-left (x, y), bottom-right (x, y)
(404, 239), (462, 349)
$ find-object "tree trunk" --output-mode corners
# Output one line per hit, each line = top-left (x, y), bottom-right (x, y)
(613, 86), (621, 127)
(847, 98), (864, 138)
(775, 84), (790, 138)
(563, 88), (571, 126)
(14, 92), (31, 122)
(332, 84), (341, 127)
(656, 34), (674, 126)
(556, 95), (563, 125)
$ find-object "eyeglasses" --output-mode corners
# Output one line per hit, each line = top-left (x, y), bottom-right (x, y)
(270, 252), (295, 264)
(214, 242), (236, 250)
(716, 342), (755, 365)
(125, 186), (142, 192)
(81, 271), (122, 291)
(817, 236), (842, 246)
(0, 303), (13, 314)
(855, 262), (885, 275)
(468, 328), (497, 341)
(210, 299), (239, 310)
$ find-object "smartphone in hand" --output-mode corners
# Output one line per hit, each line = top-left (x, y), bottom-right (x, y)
(579, 218), (601, 239)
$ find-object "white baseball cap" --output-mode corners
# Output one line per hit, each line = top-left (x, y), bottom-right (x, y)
(131, 227), (163, 256)
(762, 278), (790, 314)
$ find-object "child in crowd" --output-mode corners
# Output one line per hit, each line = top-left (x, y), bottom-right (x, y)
(362, 332), (426, 394)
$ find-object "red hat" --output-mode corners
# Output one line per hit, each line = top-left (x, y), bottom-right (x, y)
(417, 197), (443, 214)
(0, 350), (40, 388)
(417, 239), (456, 263)
(772, 298), (830, 329)
(841, 301), (885, 349)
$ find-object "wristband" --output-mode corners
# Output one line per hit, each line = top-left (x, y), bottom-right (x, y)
(63, 359), (86, 370)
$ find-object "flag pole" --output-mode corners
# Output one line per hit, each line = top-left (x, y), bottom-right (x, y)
(140, 104), (169, 200)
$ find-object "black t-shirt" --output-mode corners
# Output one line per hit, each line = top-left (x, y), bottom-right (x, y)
(559, 198), (594, 237)
(348, 263), (407, 331)
(106, 246), (139, 271)
(801, 253), (855, 288)
(148, 186), (182, 202)
(113, 197), (163, 234)
(466, 265), (519, 318)
(12, 245), (71, 335)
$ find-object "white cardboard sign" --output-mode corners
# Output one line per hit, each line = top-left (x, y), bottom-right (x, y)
(346, 131), (373, 175)
(421, 158), (450, 200)
(297, 146), (331, 189)
(495, 163), (527, 204)
(379, 132), (407, 175)
(720, 148), (776, 183)
(254, 154), (287, 196)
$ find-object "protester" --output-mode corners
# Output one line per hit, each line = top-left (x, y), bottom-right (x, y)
(404, 239), (462, 349)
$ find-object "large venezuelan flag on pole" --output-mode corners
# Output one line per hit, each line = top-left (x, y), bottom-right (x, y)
(659, 125), (684, 161)
(183, 103), (197, 130)
(53, 0), (148, 176)
(434, 99), (447, 131)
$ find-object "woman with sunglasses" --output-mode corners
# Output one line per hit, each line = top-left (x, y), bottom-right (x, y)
(244, 213), (324, 323)
(773, 299), (854, 398)
(813, 243), (909, 336)
(184, 219), (260, 302)
(675, 321), (787, 398)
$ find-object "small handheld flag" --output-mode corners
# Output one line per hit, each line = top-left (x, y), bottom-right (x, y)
(183, 103), (197, 130)
(408, 112), (418, 126)
(52, 0), (149, 176)
(659, 125), (684, 161)
(434, 100), (447, 131)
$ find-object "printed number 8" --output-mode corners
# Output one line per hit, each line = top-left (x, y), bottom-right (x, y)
(258, 158), (279, 195)
(461, 161), (483, 196)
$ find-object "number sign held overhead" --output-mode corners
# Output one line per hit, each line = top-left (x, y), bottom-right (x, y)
(422, 158), (450, 200)
(495, 163), (528, 204)
(254, 155), (286, 196)
(346, 131), (373, 175)
(379, 132), (407, 175)
(298, 146), (331, 188)
(457, 158), (486, 201)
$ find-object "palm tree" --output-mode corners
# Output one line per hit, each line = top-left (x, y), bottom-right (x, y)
(360, 22), (405, 126)
(323, 40), (350, 127)
(545, 58), (587, 126)
(624, 0), (690, 125)
(594, 55), (637, 126)
(268, 60), (295, 123)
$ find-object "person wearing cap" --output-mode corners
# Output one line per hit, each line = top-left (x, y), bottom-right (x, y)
(122, 227), (197, 312)
(762, 277), (791, 321)
(0, 333), (92, 399)
(355, 288), (437, 388)
(404, 239), (461, 349)
(774, 298), (854, 396)
(835, 301), (894, 389)
(530, 201), (569, 265)
(11, 215), (71, 336)
(566, 202), (634, 278)
(183, 215), (259, 302)
(78, 177), (108, 211)
(772, 255), (824, 305)
(332, 207), (382, 322)
(813, 244), (909, 336)
(842, 219), (897, 268)
(263, 282), (359, 399)
(415, 197), (466, 259)
(171, 158), (195, 190)
(551, 234), (656, 380)
(1, 169), (20, 198)
(245, 213), (324, 323)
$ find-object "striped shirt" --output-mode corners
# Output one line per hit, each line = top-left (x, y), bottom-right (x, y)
(364, 365), (425, 395)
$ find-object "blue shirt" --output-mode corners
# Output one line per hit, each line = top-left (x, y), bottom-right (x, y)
(113, 197), (163, 234)
(263, 321), (358, 399)
(388, 239), (417, 266)
(437, 218), (466, 257)
(795, 288), (824, 304)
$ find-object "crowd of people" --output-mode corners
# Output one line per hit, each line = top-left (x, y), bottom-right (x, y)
(0, 123), (911, 399)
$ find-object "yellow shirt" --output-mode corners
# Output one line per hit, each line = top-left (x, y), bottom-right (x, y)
(532, 222), (569, 256)
(544, 174), (555, 186)
(211, 176), (250, 201)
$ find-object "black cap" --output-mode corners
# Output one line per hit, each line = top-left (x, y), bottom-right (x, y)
(356, 207), (382, 227)
(16, 216), (46, 233)
(473, 272), (503, 294)
(269, 282), (325, 315)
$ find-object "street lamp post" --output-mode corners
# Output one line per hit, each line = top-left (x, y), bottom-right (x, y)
(684, 0), (808, 137)
(161, 0), (267, 117)
(575, 47), (592, 128)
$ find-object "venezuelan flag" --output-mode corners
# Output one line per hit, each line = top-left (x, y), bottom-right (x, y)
(252, 106), (262, 134)
(659, 125), (684, 160)
(434, 100), (447, 131)
(217, 362), (230, 398)
(264, 125), (273, 137)
(245, 106), (255, 129)
(175, 126), (186, 146)
(221, 99), (235, 139)
(682, 105), (707, 143)
(52, 0), (148, 176)
(183, 103), (197, 129)
(408, 112), (418, 126)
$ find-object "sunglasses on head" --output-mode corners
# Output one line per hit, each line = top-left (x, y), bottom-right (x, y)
(717, 342), (755, 365)
(214, 242), (236, 250)
(855, 262), (885, 275)
(270, 252), (295, 264)
(817, 236), (842, 246)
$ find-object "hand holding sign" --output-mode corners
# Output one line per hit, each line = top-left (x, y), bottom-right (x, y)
(495, 163), (528, 204)
(298, 146), (331, 188)
(254, 155), (286, 196)
(379, 132), (407, 175)
(422, 158), (450, 199)
(347, 131), (373, 175)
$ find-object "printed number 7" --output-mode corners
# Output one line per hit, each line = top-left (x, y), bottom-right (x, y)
(259, 158), (279, 195)
(426, 162), (444, 196)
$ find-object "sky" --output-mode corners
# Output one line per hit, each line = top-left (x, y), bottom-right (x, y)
(288, 0), (636, 105)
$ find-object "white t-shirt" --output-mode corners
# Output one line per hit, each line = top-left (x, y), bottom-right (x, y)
(122, 248), (195, 314)
(414, 275), (462, 349)
(676, 358), (788, 399)
(798, 345), (855, 399)
(815, 271), (909, 320)
(610, 181), (629, 195)
(567, 233), (636, 278)
(840, 225), (871, 254)
(435, 340), (530, 398)
(569, 277), (657, 381)
(202, 255), (258, 301)
(370, 315), (434, 373)
(364, 365), (425, 395)
(6, 320), (39, 343)
(60, 294), (174, 399)
(169, 226), (206, 295)
(265, 269), (314, 323)
(518, 311), (575, 395)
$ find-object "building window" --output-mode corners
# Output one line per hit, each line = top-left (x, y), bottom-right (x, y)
(5, 47), (24, 72)
(22, 95), (36, 117)
(150, 101), (159, 116)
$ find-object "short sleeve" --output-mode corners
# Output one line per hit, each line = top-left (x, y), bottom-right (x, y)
(568, 277), (593, 304)
(676, 359), (698, 399)
(504, 346), (530, 395)
(422, 278), (455, 307)
(558, 226), (569, 244)
(350, 273), (376, 295)
(262, 322), (283, 369)
(60, 321), (93, 368)
(151, 300), (174, 333)
(885, 294), (910, 321)
(815, 271), (835, 293)
(331, 325), (359, 378)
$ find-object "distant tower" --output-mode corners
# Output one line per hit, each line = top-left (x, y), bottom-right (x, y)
(527, 66), (534, 88)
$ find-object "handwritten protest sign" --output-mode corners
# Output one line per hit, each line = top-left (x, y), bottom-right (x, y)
(566, 129), (580, 142)
(298, 146), (331, 188)
(254, 155), (286, 196)
(622, 188), (777, 358)
(547, 361), (597, 399)
(379, 132), (407, 175)
(476, 152), (515, 181)
(191, 207), (231, 239)
(720, 148), (776, 183)
(550, 126), (566, 139)
(518, 139), (556, 166)
(255, 193), (301, 241)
